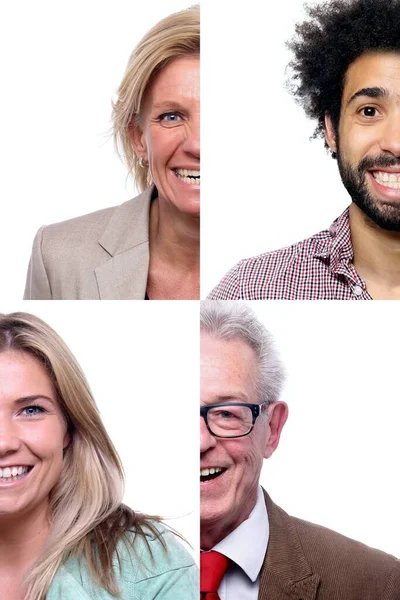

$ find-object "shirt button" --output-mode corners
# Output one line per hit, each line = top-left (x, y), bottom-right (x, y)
(352, 285), (363, 296)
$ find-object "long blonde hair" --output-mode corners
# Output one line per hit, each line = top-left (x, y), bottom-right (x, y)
(0, 313), (162, 600)
(112, 5), (200, 192)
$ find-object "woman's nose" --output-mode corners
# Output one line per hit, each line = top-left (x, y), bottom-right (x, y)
(0, 417), (21, 455)
(182, 116), (200, 158)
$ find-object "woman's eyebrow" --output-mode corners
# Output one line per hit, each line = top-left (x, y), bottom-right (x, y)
(14, 394), (56, 406)
(151, 100), (187, 111)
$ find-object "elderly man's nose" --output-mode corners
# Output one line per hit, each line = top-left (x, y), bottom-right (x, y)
(200, 416), (217, 453)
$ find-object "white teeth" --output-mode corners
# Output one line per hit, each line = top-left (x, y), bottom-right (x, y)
(176, 169), (200, 177)
(373, 171), (400, 189)
(175, 169), (200, 186)
(200, 467), (223, 477)
(0, 466), (29, 479)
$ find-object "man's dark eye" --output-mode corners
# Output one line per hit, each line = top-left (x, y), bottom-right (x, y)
(360, 106), (379, 118)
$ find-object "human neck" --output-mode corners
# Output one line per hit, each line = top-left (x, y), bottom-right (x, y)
(350, 203), (400, 298)
(0, 505), (49, 573)
(200, 498), (257, 551)
(150, 196), (200, 269)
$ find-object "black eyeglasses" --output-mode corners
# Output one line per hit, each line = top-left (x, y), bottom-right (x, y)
(200, 402), (269, 438)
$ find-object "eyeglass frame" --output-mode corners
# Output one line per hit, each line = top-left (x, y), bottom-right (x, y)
(200, 401), (270, 439)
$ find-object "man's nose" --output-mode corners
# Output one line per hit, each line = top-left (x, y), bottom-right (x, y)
(379, 110), (400, 158)
(200, 416), (217, 453)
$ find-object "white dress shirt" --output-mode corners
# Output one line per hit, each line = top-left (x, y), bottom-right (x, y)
(212, 486), (269, 600)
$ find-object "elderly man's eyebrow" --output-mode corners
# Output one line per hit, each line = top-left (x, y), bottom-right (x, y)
(347, 86), (388, 106)
(212, 393), (250, 403)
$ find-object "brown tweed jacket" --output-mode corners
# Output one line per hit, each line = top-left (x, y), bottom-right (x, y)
(260, 491), (400, 600)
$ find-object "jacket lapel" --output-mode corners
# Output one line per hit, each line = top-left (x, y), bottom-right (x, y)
(258, 491), (320, 600)
(95, 187), (154, 299)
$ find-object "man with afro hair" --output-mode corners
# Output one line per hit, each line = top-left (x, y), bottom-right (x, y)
(209, 0), (400, 300)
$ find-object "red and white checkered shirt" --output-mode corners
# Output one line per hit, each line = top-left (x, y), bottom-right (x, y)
(208, 208), (372, 300)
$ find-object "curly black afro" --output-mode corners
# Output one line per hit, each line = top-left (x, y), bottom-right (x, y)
(287, 0), (400, 149)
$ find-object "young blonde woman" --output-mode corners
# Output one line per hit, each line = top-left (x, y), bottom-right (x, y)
(0, 312), (197, 599)
(24, 5), (200, 300)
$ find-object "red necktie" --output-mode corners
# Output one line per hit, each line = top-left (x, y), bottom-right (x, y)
(200, 551), (229, 599)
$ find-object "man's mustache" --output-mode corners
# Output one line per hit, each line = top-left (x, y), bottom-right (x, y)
(358, 155), (400, 174)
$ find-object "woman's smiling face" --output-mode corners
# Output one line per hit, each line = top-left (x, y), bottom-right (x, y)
(0, 351), (69, 521)
(131, 55), (200, 216)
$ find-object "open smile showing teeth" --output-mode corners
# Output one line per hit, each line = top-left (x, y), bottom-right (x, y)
(174, 168), (200, 185)
(372, 171), (400, 189)
(0, 466), (32, 482)
(200, 467), (225, 482)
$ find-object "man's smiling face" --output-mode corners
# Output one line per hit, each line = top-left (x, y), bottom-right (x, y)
(200, 334), (278, 549)
(325, 51), (400, 230)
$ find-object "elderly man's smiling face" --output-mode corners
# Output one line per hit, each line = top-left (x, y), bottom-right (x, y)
(325, 51), (400, 230)
(200, 333), (287, 550)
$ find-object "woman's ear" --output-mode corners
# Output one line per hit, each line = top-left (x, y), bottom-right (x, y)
(129, 123), (148, 162)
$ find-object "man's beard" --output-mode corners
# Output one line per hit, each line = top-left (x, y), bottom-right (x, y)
(337, 149), (400, 232)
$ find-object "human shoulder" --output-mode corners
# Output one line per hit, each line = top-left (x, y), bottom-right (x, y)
(291, 513), (400, 594)
(208, 223), (333, 300)
(264, 492), (400, 597)
(53, 522), (197, 600)
(114, 522), (198, 599)
(39, 189), (151, 251)
(118, 521), (196, 581)
(294, 513), (398, 566)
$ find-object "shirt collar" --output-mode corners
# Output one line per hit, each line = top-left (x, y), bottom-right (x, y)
(212, 486), (269, 582)
(314, 207), (354, 273)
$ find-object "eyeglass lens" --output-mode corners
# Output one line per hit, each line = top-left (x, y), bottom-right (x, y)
(207, 405), (253, 437)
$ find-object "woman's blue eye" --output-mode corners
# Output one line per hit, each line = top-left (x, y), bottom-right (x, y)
(22, 405), (45, 417)
(160, 112), (181, 122)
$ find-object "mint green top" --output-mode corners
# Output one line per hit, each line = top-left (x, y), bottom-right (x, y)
(47, 524), (198, 599)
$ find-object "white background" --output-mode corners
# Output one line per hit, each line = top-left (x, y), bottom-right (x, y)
(245, 301), (400, 558)
(0, 300), (199, 560)
(0, 0), (192, 301)
(201, 0), (351, 295)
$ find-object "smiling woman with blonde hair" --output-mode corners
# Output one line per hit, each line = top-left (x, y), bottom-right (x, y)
(0, 312), (197, 599)
(24, 5), (200, 300)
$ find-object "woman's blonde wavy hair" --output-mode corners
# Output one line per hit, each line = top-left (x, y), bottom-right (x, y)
(0, 313), (162, 600)
(112, 5), (200, 192)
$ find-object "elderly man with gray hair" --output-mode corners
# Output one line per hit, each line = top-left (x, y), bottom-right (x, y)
(200, 301), (400, 600)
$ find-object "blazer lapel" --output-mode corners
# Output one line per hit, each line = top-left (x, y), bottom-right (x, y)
(95, 244), (149, 300)
(258, 491), (320, 600)
(95, 187), (154, 299)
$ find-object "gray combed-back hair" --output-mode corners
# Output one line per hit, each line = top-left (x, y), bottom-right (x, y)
(200, 301), (285, 405)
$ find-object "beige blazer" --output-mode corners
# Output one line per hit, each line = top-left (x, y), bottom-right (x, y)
(24, 187), (154, 300)
(260, 491), (400, 599)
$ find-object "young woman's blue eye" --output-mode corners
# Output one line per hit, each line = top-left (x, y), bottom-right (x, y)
(22, 405), (46, 417)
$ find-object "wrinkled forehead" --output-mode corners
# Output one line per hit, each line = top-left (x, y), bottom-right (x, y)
(142, 55), (200, 112)
(200, 334), (258, 404)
